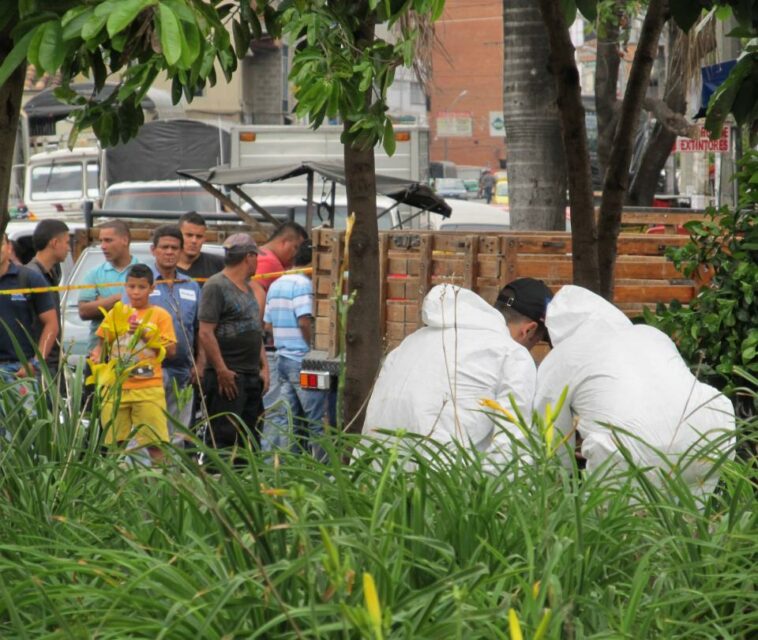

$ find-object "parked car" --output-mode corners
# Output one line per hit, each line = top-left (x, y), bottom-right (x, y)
(492, 180), (509, 207)
(101, 180), (221, 213)
(433, 178), (469, 200)
(60, 241), (223, 366)
(430, 200), (511, 231)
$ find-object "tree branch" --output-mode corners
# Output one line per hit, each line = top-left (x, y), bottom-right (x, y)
(642, 96), (699, 137)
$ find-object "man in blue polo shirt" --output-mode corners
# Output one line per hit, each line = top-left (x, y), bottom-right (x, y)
(0, 234), (58, 383)
(78, 220), (139, 352)
(261, 241), (327, 457)
(144, 225), (201, 444)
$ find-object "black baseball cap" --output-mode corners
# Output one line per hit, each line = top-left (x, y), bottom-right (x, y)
(495, 278), (552, 324)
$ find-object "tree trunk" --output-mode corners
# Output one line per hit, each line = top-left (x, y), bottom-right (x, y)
(0, 27), (26, 239)
(595, 4), (623, 181)
(503, 0), (567, 231)
(343, 136), (381, 433)
(597, 0), (668, 298)
(628, 24), (687, 205)
(536, 0), (600, 292)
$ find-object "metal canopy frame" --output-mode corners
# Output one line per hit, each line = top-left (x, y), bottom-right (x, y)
(178, 160), (451, 231)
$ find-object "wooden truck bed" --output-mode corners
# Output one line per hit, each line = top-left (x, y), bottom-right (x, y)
(311, 228), (694, 357)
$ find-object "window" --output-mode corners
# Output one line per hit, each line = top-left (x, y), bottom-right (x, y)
(410, 82), (426, 106)
(31, 163), (83, 200)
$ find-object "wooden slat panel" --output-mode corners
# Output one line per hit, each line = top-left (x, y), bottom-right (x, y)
(613, 284), (695, 303)
(621, 212), (707, 225)
(432, 258), (464, 276)
(462, 235), (478, 290)
(478, 257), (500, 278)
(516, 234), (689, 256)
(517, 256), (683, 280)
(502, 236), (519, 284)
(415, 235), (433, 326)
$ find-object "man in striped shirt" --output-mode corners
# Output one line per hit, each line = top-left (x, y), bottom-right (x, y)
(261, 241), (327, 456)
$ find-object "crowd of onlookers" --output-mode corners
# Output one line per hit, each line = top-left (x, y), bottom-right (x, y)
(0, 213), (329, 459)
(0, 214), (739, 496)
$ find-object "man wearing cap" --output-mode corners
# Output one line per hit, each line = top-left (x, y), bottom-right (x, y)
(361, 278), (552, 468)
(198, 233), (269, 451)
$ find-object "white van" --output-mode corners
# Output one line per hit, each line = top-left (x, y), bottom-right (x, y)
(23, 147), (100, 219)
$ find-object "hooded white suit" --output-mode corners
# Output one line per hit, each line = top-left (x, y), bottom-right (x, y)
(362, 284), (536, 465)
(535, 285), (735, 495)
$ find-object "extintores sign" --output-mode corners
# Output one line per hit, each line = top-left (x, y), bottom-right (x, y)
(674, 126), (730, 153)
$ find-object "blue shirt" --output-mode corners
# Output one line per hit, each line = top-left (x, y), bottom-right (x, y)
(123, 264), (200, 375)
(0, 263), (55, 362)
(80, 256), (140, 349)
(263, 274), (313, 361)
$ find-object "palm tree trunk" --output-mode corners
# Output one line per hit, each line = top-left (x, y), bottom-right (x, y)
(503, 0), (567, 231)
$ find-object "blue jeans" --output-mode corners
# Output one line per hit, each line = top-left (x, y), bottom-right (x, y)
(163, 368), (194, 446)
(0, 362), (38, 440)
(262, 356), (327, 457)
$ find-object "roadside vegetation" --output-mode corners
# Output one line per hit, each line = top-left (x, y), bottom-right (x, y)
(0, 360), (755, 638)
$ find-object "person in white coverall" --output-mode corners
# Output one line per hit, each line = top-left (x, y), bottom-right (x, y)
(534, 285), (735, 497)
(361, 279), (553, 466)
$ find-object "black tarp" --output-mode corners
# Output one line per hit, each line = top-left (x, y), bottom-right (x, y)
(179, 161), (451, 217)
(105, 119), (231, 185)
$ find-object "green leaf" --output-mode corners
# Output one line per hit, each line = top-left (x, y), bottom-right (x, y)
(0, 28), (35, 88)
(560, 0), (577, 26)
(62, 7), (94, 41)
(107, 0), (153, 38)
(575, 0), (597, 21)
(26, 22), (47, 71)
(81, 11), (108, 41)
(670, 0), (702, 32)
(382, 119), (396, 156)
(37, 21), (65, 74)
(232, 20), (250, 60)
(159, 4), (183, 66)
(180, 21), (201, 68)
(705, 56), (754, 136)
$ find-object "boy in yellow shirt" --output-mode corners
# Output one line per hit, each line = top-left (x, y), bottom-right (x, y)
(93, 264), (176, 460)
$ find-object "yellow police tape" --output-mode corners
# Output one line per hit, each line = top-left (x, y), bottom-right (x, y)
(0, 266), (314, 296)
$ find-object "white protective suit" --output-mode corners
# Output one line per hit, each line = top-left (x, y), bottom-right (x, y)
(362, 284), (537, 465)
(535, 285), (735, 495)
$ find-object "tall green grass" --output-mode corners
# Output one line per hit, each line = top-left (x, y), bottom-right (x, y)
(0, 365), (755, 639)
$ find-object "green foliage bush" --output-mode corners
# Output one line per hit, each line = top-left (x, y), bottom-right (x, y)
(0, 366), (755, 638)
(644, 150), (758, 414)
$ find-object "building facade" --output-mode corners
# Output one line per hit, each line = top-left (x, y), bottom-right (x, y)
(429, 0), (505, 169)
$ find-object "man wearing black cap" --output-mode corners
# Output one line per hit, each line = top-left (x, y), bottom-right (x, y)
(493, 278), (552, 349)
(361, 279), (552, 468)
(198, 233), (270, 451)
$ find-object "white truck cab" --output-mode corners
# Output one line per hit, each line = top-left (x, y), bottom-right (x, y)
(23, 147), (100, 220)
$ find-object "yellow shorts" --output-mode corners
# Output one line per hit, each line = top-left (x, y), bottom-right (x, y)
(101, 386), (170, 447)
